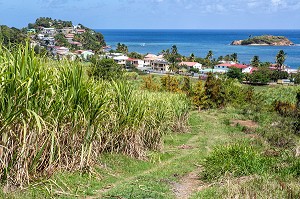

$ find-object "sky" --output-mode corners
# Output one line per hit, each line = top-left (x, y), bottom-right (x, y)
(1, 0), (300, 29)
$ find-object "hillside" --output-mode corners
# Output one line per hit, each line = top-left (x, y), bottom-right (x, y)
(231, 35), (294, 46)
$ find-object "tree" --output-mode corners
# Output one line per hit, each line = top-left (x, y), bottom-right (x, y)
(230, 53), (238, 63)
(54, 33), (70, 47)
(249, 68), (270, 84)
(128, 52), (143, 59)
(116, 43), (128, 54)
(227, 67), (244, 81)
(91, 58), (123, 81)
(251, 55), (260, 68)
(189, 53), (195, 62)
(276, 50), (286, 70)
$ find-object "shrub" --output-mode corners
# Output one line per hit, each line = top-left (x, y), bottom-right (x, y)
(160, 75), (181, 93)
(202, 143), (274, 181)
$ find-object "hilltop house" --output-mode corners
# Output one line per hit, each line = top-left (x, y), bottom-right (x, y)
(41, 27), (56, 36)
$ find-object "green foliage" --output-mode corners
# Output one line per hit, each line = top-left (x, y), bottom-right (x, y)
(227, 67), (244, 81)
(0, 25), (27, 46)
(32, 17), (73, 29)
(74, 31), (106, 52)
(181, 76), (192, 95)
(241, 35), (289, 45)
(276, 50), (287, 70)
(127, 52), (143, 59)
(160, 75), (181, 92)
(91, 58), (124, 81)
(142, 75), (160, 91)
(292, 72), (300, 84)
(202, 143), (274, 181)
(249, 68), (270, 84)
(54, 33), (70, 47)
(270, 70), (289, 81)
(0, 44), (190, 188)
(116, 43), (128, 54)
(203, 73), (226, 108)
(251, 55), (260, 67)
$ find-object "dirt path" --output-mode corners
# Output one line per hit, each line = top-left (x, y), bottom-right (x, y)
(86, 112), (229, 199)
(172, 167), (203, 199)
(87, 128), (204, 199)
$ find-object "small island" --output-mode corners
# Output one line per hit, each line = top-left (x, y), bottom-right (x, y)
(231, 35), (294, 46)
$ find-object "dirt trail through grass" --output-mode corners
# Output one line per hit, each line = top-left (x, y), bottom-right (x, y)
(87, 110), (236, 199)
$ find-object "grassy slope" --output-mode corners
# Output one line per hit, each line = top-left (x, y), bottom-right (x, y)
(4, 109), (246, 199)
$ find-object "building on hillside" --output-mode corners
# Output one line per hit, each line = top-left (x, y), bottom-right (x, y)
(76, 29), (86, 34)
(41, 27), (56, 36)
(37, 34), (45, 40)
(27, 29), (36, 34)
(65, 34), (74, 42)
(151, 59), (170, 72)
(69, 41), (83, 47)
(61, 27), (74, 34)
(179, 62), (202, 70)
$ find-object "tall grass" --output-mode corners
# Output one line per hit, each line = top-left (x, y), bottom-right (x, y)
(0, 44), (190, 188)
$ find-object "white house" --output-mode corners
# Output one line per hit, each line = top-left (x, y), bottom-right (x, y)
(179, 62), (202, 70)
(113, 55), (129, 66)
(127, 58), (144, 68)
(41, 27), (56, 36)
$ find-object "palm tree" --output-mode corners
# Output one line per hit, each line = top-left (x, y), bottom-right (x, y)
(189, 53), (195, 62)
(251, 55), (260, 68)
(276, 50), (286, 70)
(231, 53), (238, 63)
(206, 50), (213, 60)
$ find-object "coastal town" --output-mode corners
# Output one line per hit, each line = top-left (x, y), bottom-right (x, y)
(26, 23), (298, 82)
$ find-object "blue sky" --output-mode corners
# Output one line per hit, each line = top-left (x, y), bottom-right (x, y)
(1, 0), (300, 29)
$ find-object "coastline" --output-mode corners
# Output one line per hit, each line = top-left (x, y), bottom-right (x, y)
(99, 29), (300, 69)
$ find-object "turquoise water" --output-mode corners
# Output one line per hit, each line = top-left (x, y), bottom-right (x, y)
(96, 29), (300, 69)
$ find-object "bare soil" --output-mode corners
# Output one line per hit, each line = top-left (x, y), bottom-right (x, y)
(231, 120), (259, 129)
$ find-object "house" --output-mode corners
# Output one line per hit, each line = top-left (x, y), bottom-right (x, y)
(62, 27), (74, 34)
(69, 41), (83, 47)
(144, 54), (158, 66)
(37, 34), (45, 40)
(127, 58), (144, 68)
(151, 59), (170, 72)
(76, 29), (86, 34)
(179, 62), (202, 70)
(215, 63), (234, 69)
(242, 66), (258, 74)
(113, 55), (129, 66)
(228, 64), (249, 70)
(65, 34), (75, 42)
(27, 29), (36, 34)
(41, 27), (56, 36)
(42, 37), (55, 46)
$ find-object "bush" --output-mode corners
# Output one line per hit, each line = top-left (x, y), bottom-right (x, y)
(91, 58), (124, 81)
(227, 67), (244, 81)
(202, 143), (274, 181)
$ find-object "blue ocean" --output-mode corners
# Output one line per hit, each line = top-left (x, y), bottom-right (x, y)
(96, 29), (300, 69)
